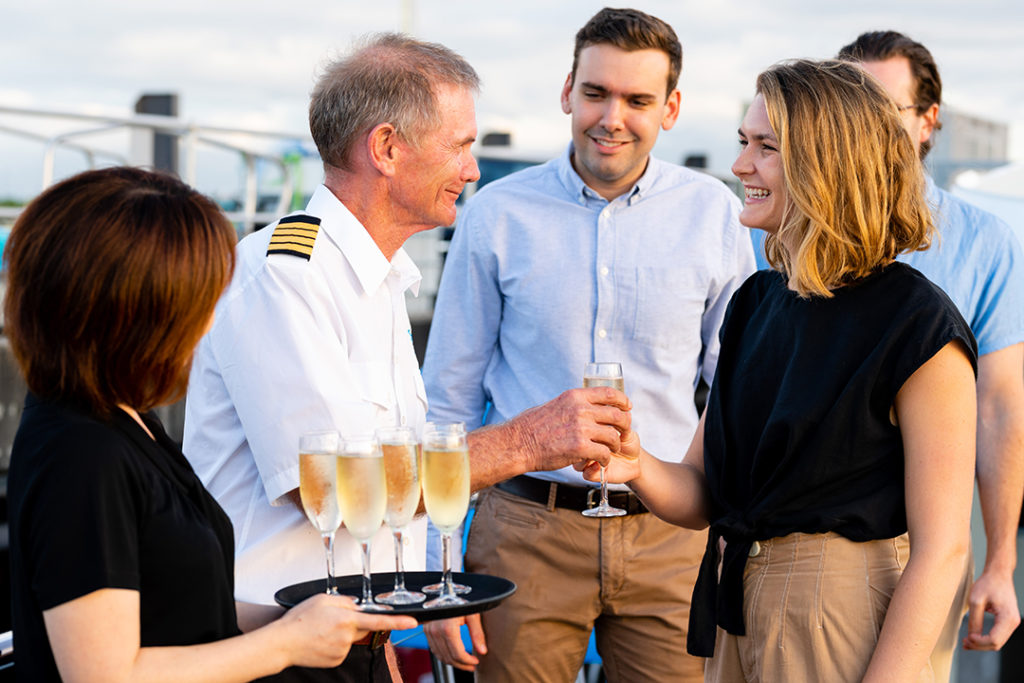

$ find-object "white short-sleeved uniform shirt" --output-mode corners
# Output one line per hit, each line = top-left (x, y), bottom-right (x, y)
(184, 184), (428, 604)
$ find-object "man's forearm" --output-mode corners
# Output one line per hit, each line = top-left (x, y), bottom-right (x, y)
(976, 345), (1024, 575)
(466, 420), (539, 492)
(976, 406), (1024, 574)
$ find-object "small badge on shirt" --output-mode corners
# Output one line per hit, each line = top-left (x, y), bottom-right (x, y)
(266, 215), (321, 260)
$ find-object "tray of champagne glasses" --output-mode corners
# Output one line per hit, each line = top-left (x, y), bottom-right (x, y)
(275, 571), (516, 622)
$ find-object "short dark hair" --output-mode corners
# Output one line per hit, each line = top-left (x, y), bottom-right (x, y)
(571, 7), (682, 99)
(3, 167), (236, 417)
(309, 33), (480, 170)
(837, 30), (943, 158)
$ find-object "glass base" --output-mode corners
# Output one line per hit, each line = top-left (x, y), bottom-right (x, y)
(358, 599), (394, 612)
(376, 589), (426, 605)
(424, 593), (470, 608)
(582, 504), (627, 518)
(422, 581), (471, 595)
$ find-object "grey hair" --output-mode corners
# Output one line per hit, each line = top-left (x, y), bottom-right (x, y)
(309, 33), (480, 170)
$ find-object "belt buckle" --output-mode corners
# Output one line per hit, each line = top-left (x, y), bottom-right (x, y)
(586, 487), (599, 510)
(370, 630), (390, 649)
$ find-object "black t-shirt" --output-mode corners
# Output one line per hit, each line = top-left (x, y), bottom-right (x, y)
(687, 264), (977, 656)
(8, 394), (240, 681)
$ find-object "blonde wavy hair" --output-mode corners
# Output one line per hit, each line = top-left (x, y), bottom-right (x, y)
(758, 59), (933, 297)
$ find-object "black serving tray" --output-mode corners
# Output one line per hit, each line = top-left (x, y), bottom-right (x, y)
(275, 571), (516, 622)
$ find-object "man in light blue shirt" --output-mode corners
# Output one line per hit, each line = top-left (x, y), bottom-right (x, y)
(422, 8), (755, 681)
(839, 31), (1024, 669)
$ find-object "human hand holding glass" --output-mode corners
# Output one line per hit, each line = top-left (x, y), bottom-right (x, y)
(374, 426), (425, 605)
(421, 425), (472, 607)
(581, 362), (627, 517)
(298, 431), (343, 594)
(336, 435), (392, 611)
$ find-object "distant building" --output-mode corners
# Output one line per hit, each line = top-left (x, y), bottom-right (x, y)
(928, 106), (1009, 189)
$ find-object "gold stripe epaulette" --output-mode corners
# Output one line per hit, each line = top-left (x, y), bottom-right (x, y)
(267, 215), (321, 260)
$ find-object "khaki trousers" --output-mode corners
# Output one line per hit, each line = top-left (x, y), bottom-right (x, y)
(464, 486), (707, 683)
(705, 532), (970, 683)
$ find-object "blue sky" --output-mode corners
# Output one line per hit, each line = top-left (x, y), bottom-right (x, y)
(2, 0), (1022, 201)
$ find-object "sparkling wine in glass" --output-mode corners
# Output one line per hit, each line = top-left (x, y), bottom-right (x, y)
(422, 426), (472, 607)
(582, 362), (627, 518)
(298, 431), (343, 593)
(374, 426), (425, 605)
(336, 435), (392, 611)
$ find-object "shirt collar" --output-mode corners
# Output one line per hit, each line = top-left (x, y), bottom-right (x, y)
(305, 184), (422, 297)
(555, 142), (656, 207)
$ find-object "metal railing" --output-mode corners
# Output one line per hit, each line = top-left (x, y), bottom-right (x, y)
(0, 103), (312, 233)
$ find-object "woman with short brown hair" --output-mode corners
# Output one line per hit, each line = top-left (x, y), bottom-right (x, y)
(5, 167), (414, 682)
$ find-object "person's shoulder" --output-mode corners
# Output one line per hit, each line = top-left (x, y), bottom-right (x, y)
(12, 400), (139, 483)
(226, 211), (331, 304)
(886, 262), (966, 316)
(934, 187), (1017, 241)
(727, 269), (778, 307)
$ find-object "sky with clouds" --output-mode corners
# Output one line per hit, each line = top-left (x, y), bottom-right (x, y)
(2, 0), (1022, 201)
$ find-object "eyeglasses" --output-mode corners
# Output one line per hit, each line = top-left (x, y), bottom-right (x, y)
(896, 104), (918, 113)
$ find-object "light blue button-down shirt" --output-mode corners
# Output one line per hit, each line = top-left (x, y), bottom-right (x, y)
(424, 145), (756, 489)
(900, 178), (1024, 356)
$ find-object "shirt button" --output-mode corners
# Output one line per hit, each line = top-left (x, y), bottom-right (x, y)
(748, 540), (762, 557)
(599, 266), (609, 276)
(597, 329), (607, 339)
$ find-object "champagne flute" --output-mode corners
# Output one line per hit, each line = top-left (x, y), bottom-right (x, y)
(374, 426), (426, 605)
(419, 422), (471, 595)
(581, 362), (627, 518)
(298, 431), (343, 593)
(336, 435), (392, 611)
(422, 426), (472, 607)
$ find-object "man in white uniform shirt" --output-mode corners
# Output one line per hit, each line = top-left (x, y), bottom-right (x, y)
(184, 34), (631, 682)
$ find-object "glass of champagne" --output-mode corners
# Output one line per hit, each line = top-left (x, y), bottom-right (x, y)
(581, 362), (627, 518)
(298, 431), (343, 593)
(374, 426), (425, 605)
(421, 425), (472, 607)
(419, 422), (471, 595)
(336, 435), (392, 611)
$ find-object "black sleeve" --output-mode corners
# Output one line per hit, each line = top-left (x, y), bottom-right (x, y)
(884, 285), (978, 402)
(21, 423), (144, 610)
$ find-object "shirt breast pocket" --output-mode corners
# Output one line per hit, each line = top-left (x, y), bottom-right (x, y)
(349, 360), (395, 415)
(632, 267), (709, 351)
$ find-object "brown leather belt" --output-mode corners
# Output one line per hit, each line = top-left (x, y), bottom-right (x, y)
(495, 474), (648, 515)
(353, 630), (390, 649)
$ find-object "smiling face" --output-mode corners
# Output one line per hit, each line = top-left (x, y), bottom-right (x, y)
(392, 84), (480, 231)
(732, 94), (789, 234)
(561, 44), (680, 200)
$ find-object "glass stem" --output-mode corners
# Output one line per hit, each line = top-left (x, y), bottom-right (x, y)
(441, 532), (454, 598)
(392, 529), (406, 592)
(600, 466), (610, 506)
(360, 540), (374, 605)
(323, 532), (337, 594)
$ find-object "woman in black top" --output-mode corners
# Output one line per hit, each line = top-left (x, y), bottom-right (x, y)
(5, 168), (415, 682)
(587, 60), (977, 681)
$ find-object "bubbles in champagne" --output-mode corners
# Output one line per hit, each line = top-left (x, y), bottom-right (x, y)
(299, 452), (342, 533)
(336, 454), (387, 542)
(382, 443), (421, 529)
(421, 446), (470, 534)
